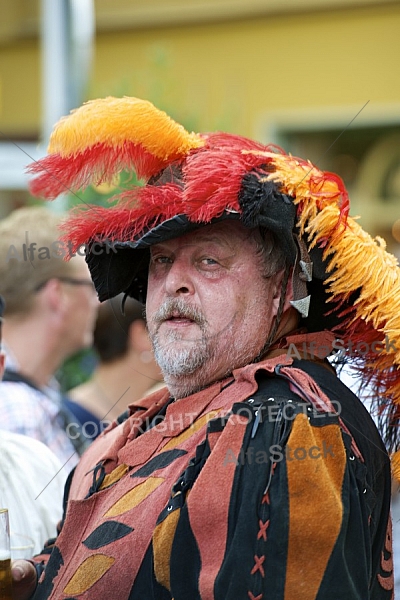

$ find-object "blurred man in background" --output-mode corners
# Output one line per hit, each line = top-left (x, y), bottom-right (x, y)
(0, 206), (99, 471)
(69, 294), (163, 436)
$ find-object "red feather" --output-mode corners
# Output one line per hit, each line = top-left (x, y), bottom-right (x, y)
(60, 183), (183, 252)
(183, 135), (276, 223)
(28, 142), (168, 200)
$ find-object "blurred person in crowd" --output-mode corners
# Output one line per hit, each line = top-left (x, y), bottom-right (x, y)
(0, 294), (64, 555)
(0, 206), (99, 470)
(338, 362), (400, 599)
(68, 294), (163, 436)
(11, 98), (397, 599)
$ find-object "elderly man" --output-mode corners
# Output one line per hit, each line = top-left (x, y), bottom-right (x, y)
(13, 98), (398, 599)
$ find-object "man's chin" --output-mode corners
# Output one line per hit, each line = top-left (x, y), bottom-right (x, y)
(155, 347), (206, 377)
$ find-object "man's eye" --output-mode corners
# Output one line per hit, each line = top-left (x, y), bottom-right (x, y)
(154, 256), (171, 264)
(201, 257), (219, 266)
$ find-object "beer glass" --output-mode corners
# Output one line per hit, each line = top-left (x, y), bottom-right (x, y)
(0, 508), (13, 599)
(10, 532), (35, 560)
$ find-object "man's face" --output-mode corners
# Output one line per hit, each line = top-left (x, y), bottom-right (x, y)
(146, 221), (281, 397)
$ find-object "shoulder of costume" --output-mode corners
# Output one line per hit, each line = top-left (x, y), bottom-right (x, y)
(126, 386), (171, 414)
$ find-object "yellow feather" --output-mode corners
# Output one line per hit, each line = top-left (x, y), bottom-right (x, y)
(48, 96), (204, 158)
(244, 150), (345, 237)
(242, 151), (400, 381)
(391, 451), (400, 483)
(305, 205), (400, 370)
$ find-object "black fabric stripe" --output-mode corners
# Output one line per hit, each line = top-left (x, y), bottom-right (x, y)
(82, 521), (134, 549)
(131, 449), (187, 478)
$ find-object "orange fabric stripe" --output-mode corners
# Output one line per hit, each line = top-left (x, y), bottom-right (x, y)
(103, 477), (164, 517)
(99, 463), (129, 490)
(63, 554), (115, 595)
(162, 410), (221, 451)
(153, 507), (181, 591)
(284, 414), (346, 600)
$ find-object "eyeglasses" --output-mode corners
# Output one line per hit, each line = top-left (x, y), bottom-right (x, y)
(35, 277), (95, 292)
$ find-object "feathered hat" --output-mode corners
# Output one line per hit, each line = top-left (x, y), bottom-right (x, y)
(28, 96), (400, 467)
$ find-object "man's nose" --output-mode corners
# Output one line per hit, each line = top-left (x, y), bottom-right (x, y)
(164, 260), (194, 296)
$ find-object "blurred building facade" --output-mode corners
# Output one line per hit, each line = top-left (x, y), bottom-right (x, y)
(0, 0), (399, 252)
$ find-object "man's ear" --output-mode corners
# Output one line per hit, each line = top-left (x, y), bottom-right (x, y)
(0, 351), (5, 380)
(272, 268), (294, 315)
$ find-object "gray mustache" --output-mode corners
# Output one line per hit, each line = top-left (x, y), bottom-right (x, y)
(151, 298), (206, 327)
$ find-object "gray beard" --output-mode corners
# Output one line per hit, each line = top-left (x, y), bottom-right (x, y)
(149, 298), (209, 378)
(149, 297), (268, 397)
(152, 330), (209, 377)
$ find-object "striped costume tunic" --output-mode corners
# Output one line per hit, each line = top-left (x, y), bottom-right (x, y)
(32, 355), (393, 600)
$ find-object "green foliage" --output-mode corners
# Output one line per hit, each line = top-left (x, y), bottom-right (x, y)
(57, 348), (98, 394)
(66, 170), (142, 211)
